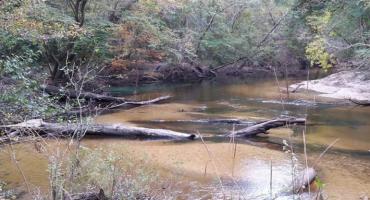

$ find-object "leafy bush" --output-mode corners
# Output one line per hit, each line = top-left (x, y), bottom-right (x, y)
(0, 31), (57, 123)
(305, 37), (335, 71)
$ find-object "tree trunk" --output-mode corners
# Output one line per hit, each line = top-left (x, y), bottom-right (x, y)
(145, 118), (253, 125)
(2, 119), (196, 140)
(62, 95), (172, 116)
(1, 118), (305, 143)
(68, 0), (88, 27)
(228, 118), (306, 137)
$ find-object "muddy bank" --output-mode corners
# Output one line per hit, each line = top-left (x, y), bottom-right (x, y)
(99, 62), (215, 86)
(98, 61), (309, 87)
(215, 62), (309, 80)
(290, 70), (370, 101)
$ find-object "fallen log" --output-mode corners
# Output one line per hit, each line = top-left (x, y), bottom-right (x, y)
(148, 118), (253, 125)
(1, 119), (196, 140)
(41, 85), (126, 103)
(1, 117), (304, 144)
(228, 118), (306, 137)
(294, 167), (317, 193)
(348, 98), (370, 106)
(63, 95), (172, 116)
(110, 95), (172, 108)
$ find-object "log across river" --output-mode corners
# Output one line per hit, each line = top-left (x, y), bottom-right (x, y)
(0, 117), (305, 141)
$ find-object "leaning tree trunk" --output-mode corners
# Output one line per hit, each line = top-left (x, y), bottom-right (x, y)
(228, 118), (306, 137)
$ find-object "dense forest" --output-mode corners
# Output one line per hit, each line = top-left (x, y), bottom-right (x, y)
(0, 0), (369, 200)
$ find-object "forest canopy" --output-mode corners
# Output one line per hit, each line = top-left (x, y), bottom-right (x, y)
(1, 0), (369, 69)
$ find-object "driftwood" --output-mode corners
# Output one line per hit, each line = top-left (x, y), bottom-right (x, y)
(1, 119), (196, 140)
(41, 85), (126, 103)
(348, 98), (370, 106)
(148, 118), (253, 125)
(228, 118), (306, 137)
(294, 167), (317, 193)
(63, 95), (172, 116)
(41, 85), (172, 116)
(1, 117), (306, 143)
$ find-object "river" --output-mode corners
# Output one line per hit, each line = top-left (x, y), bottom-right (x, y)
(1, 79), (369, 199)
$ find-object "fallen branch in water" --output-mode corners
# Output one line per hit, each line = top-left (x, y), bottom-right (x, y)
(63, 95), (172, 116)
(41, 84), (172, 116)
(228, 117), (306, 137)
(147, 118), (253, 125)
(348, 98), (370, 106)
(0, 119), (196, 141)
(41, 85), (126, 103)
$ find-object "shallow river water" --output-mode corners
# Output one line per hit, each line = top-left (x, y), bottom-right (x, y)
(1, 79), (370, 199)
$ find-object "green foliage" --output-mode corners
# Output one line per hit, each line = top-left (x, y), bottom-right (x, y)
(305, 37), (334, 71)
(315, 176), (325, 189)
(42, 24), (112, 65)
(0, 31), (40, 60)
(300, 0), (370, 68)
(0, 0), (23, 13)
(0, 30), (48, 122)
(112, 1), (188, 64)
(0, 0), (368, 125)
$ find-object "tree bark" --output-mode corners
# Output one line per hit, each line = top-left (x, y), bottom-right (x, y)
(146, 118), (253, 125)
(1, 118), (305, 143)
(62, 95), (172, 116)
(228, 118), (306, 137)
(67, 0), (88, 27)
(2, 119), (196, 140)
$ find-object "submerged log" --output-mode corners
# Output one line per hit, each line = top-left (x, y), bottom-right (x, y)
(2, 119), (196, 140)
(63, 95), (172, 116)
(41, 85), (126, 103)
(228, 118), (306, 137)
(294, 167), (317, 193)
(147, 118), (253, 125)
(348, 98), (370, 106)
(111, 95), (172, 108)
